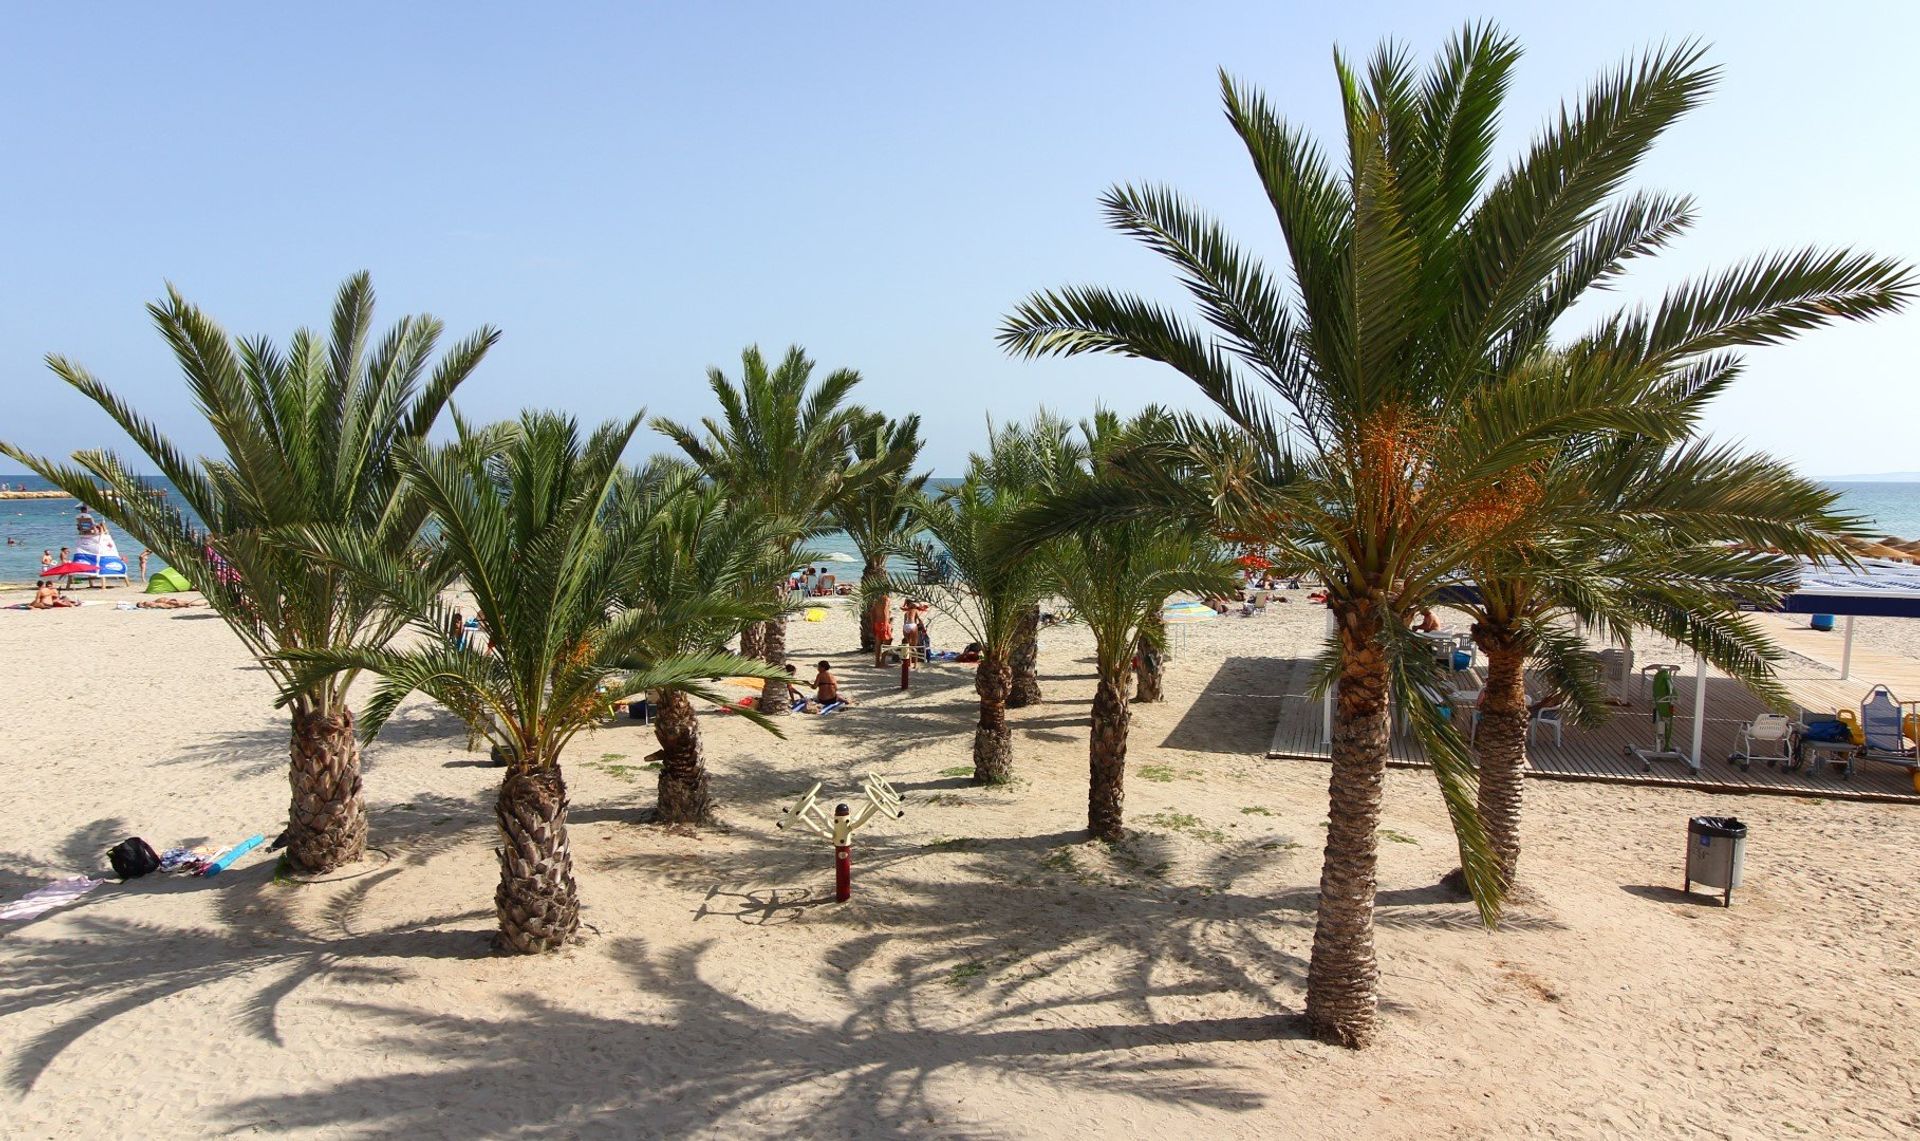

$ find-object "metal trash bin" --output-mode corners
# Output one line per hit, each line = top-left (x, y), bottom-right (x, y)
(1684, 816), (1747, 907)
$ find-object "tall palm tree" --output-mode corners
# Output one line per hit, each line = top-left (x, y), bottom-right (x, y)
(993, 412), (1082, 709)
(281, 412), (774, 952)
(610, 462), (790, 823)
(1450, 405), (1857, 890)
(1027, 412), (1239, 840)
(909, 454), (1051, 784)
(654, 345), (889, 715)
(833, 412), (929, 652)
(1000, 26), (1912, 1046)
(0, 274), (496, 874)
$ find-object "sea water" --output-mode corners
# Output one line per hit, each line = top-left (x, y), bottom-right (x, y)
(1826, 483), (1920, 540)
(0, 472), (873, 586)
(13, 474), (1908, 586)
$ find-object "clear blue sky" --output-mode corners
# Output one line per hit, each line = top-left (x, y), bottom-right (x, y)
(4, 2), (1915, 477)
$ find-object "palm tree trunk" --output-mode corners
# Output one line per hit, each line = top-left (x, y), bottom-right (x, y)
(1306, 598), (1389, 1048)
(1008, 605), (1042, 708)
(1133, 615), (1166, 703)
(494, 763), (580, 953)
(652, 689), (712, 824)
(756, 615), (791, 716)
(739, 620), (764, 661)
(860, 563), (884, 652)
(1472, 629), (1530, 892)
(973, 648), (1014, 784)
(1087, 672), (1130, 840)
(285, 698), (367, 874)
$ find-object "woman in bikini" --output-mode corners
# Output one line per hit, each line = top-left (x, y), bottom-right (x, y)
(814, 661), (853, 707)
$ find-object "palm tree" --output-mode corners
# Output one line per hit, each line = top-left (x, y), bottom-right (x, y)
(1000, 26), (1912, 1046)
(1450, 406), (1857, 891)
(909, 454), (1051, 784)
(1028, 412), (1239, 840)
(833, 412), (929, 653)
(993, 412), (1083, 709)
(609, 462), (790, 823)
(654, 345), (889, 715)
(1006, 606), (1045, 708)
(0, 274), (495, 874)
(281, 412), (779, 952)
(1133, 612), (1168, 703)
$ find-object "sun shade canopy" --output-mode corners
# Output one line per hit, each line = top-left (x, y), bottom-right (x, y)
(1781, 558), (1920, 619)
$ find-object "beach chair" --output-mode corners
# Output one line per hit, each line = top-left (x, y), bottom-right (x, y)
(1529, 705), (1564, 747)
(1729, 713), (1793, 771)
(1851, 685), (1920, 789)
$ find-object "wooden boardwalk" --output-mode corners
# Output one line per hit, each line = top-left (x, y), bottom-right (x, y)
(1263, 622), (1920, 803)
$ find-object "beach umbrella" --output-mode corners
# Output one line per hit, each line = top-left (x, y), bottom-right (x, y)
(1161, 601), (1217, 624)
(40, 561), (93, 577)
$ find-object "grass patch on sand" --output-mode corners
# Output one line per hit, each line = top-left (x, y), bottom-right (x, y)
(589, 754), (660, 782)
(1138, 764), (1178, 783)
(939, 765), (975, 779)
(1240, 805), (1274, 816)
(1139, 811), (1227, 844)
(1380, 828), (1418, 845)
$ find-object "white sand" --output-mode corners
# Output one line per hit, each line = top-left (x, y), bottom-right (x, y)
(1, 585), (1917, 1137)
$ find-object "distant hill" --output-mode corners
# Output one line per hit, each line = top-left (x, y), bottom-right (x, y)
(1824, 472), (1920, 483)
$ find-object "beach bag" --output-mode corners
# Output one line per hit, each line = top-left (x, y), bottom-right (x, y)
(1802, 718), (1849, 743)
(106, 837), (161, 880)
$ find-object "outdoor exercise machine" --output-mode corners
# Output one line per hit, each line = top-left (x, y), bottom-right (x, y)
(1625, 663), (1700, 773)
(776, 773), (906, 901)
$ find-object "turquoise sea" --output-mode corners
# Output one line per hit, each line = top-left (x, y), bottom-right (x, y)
(7, 475), (1918, 586)
(0, 473), (875, 586)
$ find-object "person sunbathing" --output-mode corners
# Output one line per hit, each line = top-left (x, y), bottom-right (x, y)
(136, 596), (198, 609)
(31, 582), (79, 609)
(814, 660), (854, 707)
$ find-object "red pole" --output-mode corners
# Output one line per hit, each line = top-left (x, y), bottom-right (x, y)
(835, 844), (851, 901)
(899, 654), (910, 690)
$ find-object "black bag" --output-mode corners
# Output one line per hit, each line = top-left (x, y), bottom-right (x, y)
(106, 837), (161, 880)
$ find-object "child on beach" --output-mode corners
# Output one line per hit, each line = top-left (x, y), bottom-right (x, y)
(872, 599), (894, 667)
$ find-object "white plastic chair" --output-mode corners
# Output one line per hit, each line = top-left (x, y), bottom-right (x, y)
(1529, 706), (1564, 746)
(1735, 713), (1793, 770)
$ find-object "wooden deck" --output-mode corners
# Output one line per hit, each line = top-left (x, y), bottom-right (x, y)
(1264, 616), (1920, 804)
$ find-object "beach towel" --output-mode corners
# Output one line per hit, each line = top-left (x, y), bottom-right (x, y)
(1, 876), (102, 921)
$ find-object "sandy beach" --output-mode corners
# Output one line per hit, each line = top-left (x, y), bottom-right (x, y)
(1, 586), (1914, 1138)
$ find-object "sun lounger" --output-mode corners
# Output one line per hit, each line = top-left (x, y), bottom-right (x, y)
(1852, 685), (1920, 789)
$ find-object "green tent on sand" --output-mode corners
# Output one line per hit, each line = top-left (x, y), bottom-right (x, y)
(145, 567), (192, 594)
